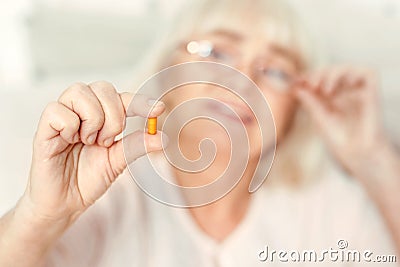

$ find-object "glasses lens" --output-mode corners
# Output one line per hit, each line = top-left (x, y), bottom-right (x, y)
(184, 41), (295, 93)
(186, 40), (238, 66)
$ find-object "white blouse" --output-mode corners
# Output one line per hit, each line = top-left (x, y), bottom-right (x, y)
(45, 155), (397, 267)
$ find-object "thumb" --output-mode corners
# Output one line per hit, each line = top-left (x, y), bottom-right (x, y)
(108, 131), (168, 176)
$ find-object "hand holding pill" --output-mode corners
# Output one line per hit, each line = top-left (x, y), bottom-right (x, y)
(26, 82), (166, 226)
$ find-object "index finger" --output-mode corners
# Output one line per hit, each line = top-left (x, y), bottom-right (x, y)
(119, 92), (166, 118)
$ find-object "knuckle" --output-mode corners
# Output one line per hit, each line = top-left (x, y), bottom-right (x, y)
(108, 120), (124, 135)
(44, 101), (59, 113)
(89, 81), (116, 93)
(68, 82), (89, 94)
(43, 102), (64, 120)
(89, 115), (105, 128)
(44, 102), (80, 130)
(60, 82), (89, 100)
(41, 102), (59, 121)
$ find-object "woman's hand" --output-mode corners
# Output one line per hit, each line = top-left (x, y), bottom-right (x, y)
(294, 66), (391, 182)
(0, 81), (166, 267)
(295, 66), (400, 255)
(24, 81), (166, 225)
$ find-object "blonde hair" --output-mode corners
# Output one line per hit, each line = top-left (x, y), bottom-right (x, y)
(134, 0), (317, 79)
(132, 0), (327, 188)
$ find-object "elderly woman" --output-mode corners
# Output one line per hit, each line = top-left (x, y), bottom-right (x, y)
(0, 0), (399, 266)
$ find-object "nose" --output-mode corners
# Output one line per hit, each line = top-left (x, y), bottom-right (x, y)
(233, 59), (260, 98)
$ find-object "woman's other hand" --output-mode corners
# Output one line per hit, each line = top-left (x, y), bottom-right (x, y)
(294, 66), (391, 179)
(295, 66), (400, 254)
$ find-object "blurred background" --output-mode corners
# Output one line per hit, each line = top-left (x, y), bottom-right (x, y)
(0, 0), (399, 213)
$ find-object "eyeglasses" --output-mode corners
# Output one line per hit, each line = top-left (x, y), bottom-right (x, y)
(177, 40), (296, 93)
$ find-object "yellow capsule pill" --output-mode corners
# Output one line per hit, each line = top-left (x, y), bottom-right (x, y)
(147, 117), (157, 135)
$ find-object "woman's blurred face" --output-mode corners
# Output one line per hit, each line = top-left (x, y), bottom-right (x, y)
(162, 23), (302, 180)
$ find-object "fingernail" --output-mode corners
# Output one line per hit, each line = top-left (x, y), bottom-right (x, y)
(104, 137), (114, 147)
(87, 132), (97, 144)
(147, 99), (165, 108)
